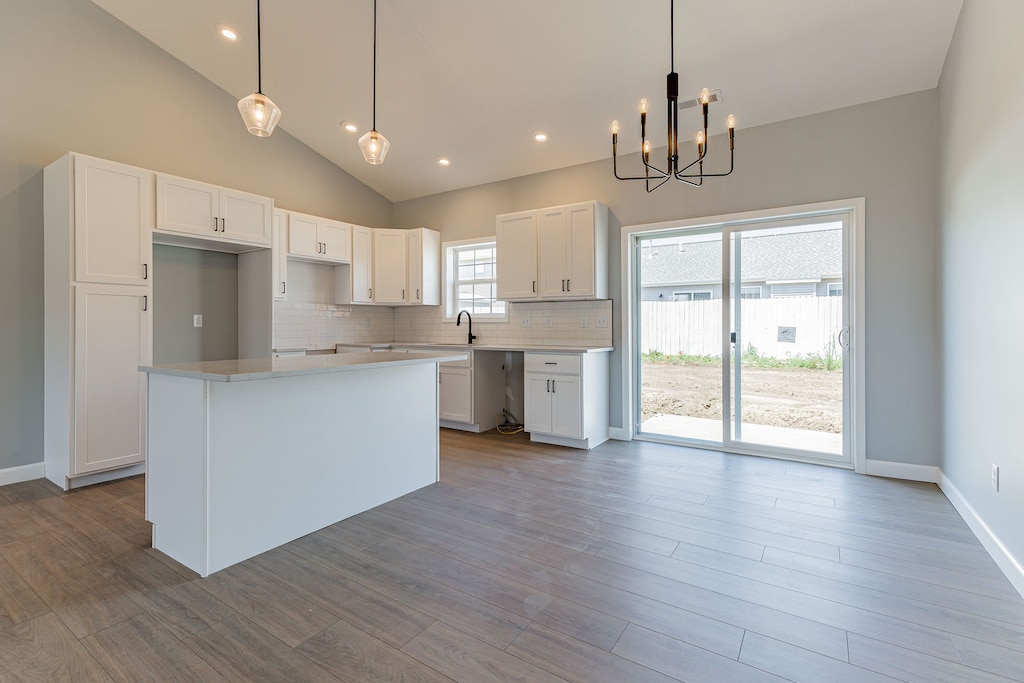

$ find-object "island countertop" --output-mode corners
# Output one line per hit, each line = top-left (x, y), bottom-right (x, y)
(139, 350), (468, 382)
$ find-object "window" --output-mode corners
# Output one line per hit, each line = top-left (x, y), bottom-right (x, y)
(771, 282), (816, 297)
(443, 239), (507, 320)
(673, 290), (712, 301)
(828, 283), (843, 297)
(741, 286), (762, 299)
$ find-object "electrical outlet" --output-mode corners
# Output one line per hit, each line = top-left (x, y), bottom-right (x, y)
(544, 317), (553, 329)
(992, 464), (1000, 492)
(520, 317), (531, 328)
(580, 316), (588, 328)
(192, 314), (203, 328)
(596, 316), (608, 328)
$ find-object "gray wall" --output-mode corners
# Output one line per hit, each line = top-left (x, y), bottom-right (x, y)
(152, 246), (239, 365)
(939, 1), (1024, 569)
(395, 91), (942, 466)
(0, 0), (392, 471)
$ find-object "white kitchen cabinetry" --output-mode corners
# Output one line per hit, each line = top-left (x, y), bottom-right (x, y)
(349, 224), (374, 303)
(287, 211), (350, 264)
(44, 153), (152, 489)
(272, 210), (288, 301)
(496, 210), (539, 300)
(524, 352), (609, 449)
(373, 229), (409, 304)
(156, 173), (272, 248)
(498, 201), (607, 302)
(73, 285), (151, 475)
(439, 367), (472, 423)
(72, 155), (153, 286)
(406, 228), (441, 305)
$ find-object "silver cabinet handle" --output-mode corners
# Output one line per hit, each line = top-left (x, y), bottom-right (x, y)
(142, 295), (148, 311)
(552, 380), (556, 394)
(416, 288), (420, 300)
(402, 289), (406, 299)
(281, 282), (286, 294)
(562, 279), (566, 291)
(369, 288), (373, 299)
(143, 263), (148, 280)
(567, 279), (570, 291)
(532, 280), (536, 293)
(546, 379), (551, 392)
(323, 242), (328, 255)
(221, 217), (226, 232)
(213, 216), (218, 231)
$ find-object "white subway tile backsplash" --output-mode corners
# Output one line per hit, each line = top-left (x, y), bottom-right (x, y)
(274, 299), (613, 351)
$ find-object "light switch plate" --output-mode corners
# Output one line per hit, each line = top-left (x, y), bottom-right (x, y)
(193, 314), (203, 328)
(580, 316), (588, 328)
(596, 316), (608, 328)
(520, 317), (531, 328)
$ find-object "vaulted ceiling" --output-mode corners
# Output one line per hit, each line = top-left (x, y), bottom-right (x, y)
(90, 0), (963, 202)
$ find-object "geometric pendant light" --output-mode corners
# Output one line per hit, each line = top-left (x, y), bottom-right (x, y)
(358, 0), (390, 163)
(238, 0), (282, 137)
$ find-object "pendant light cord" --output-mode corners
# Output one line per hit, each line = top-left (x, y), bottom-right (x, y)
(372, 0), (377, 131)
(670, 0), (674, 73)
(256, 0), (263, 94)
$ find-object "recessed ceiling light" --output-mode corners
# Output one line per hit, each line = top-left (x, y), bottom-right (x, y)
(217, 24), (238, 41)
(437, 157), (451, 167)
(533, 132), (549, 142)
(340, 120), (359, 133)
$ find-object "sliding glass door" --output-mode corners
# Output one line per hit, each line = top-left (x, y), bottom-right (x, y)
(635, 210), (852, 466)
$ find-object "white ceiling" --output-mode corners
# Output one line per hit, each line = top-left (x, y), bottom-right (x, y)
(90, 0), (962, 202)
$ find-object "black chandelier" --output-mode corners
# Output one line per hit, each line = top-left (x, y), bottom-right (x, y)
(611, 0), (736, 192)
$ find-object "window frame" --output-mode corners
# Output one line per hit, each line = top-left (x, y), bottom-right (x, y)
(828, 282), (843, 297)
(442, 237), (508, 322)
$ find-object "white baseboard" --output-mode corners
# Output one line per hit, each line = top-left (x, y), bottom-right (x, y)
(863, 459), (940, 483)
(0, 462), (46, 487)
(608, 427), (631, 441)
(938, 472), (1024, 599)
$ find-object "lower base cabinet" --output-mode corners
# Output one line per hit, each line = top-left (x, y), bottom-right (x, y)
(439, 367), (472, 422)
(524, 352), (609, 449)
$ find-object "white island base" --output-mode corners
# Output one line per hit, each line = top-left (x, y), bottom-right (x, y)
(144, 353), (457, 577)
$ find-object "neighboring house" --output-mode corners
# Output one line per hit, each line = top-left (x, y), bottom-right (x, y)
(640, 225), (843, 301)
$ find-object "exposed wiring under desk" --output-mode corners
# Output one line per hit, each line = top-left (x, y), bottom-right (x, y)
(496, 408), (524, 435)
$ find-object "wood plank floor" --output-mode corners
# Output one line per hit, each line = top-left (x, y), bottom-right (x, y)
(1, 430), (1022, 682)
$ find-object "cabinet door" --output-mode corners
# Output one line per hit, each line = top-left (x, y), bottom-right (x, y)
(287, 213), (319, 258)
(319, 220), (350, 263)
(156, 174), (218, 237)
(525, 374), (554, 434)
(74, 156), (153, 286)
(272, 211), (288, 301)
(538, 207), (568, 298)
(373, 229), (408, 304)
(496, 211), (538, 300)
(551, 375), (582, 438)
(73, 284), (151, 475)
(439, 368), (472, 422)
(407, 229), (422, 304)
(566, 202), (596, 298)
(220, 188), (271, 246)
(350, 225), (373, 303)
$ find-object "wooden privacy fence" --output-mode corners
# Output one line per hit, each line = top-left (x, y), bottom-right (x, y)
(641, 298), (844, 358)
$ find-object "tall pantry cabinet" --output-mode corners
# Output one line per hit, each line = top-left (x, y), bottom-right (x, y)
(44, 153), (153, 490)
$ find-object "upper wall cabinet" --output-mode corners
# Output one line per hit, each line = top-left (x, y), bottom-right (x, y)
(272, 210), (288, 301)
(287, 210), (350, 264)
(497, 201), (607, 302)
(72, 154), (154, 286)
(373, 229), (409, 304)
(407, 227), (441, 305)
(495, 210), (539, 300)
(155, 173), (272, 248)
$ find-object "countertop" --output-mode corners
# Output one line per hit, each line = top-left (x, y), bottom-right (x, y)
(336, 342), (614, 354)
(140, 351), (468, 382)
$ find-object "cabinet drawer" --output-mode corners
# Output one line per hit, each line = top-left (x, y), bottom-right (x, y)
(525, 353), (580, 375)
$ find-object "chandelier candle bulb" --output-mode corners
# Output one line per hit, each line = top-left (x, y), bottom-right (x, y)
(700, 88), (710, 105)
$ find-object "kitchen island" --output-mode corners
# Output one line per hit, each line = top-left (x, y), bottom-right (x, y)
(140, 351), (465, 577)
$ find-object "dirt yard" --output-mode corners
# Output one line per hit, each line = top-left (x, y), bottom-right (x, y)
(641, 360), (842, 433)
